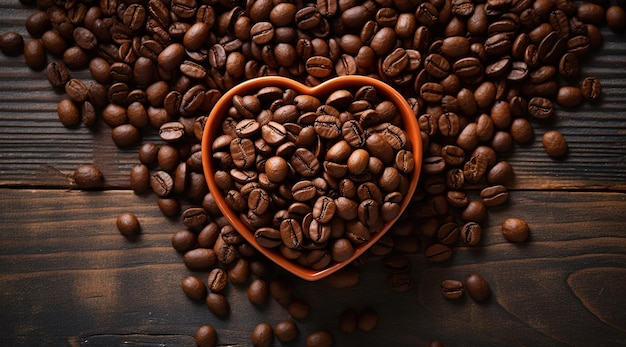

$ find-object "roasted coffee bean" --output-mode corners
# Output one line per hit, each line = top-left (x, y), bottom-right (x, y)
(441, 279), (464, 299)
(273, 320), (298, 343)
(542, 130), (568, 158)
(460, 221), (482, 245)
(424, 53), (451, 79)
(528, 97), (554, 119)
(150, 171), (174, 197)
(251, 322), (273, 347)
(181, 207), (208, 229)
(437, 222), (460, 245)
(206, 268), (228, 293)
(247, 278), (269, 305)
(510, 118), (534, 144)
(112, 124), (141, 147)
(559, 52), (579, 79)
(171, 229), (196, 253)
(424, 243), (452, 262)
(556, 86), (583, 108)
(24, 38), (46, 70)
(357, 309), (379, 332)
(502, 217), (530, 242)
(305, 330), (334, 347)
(129, 164), (150, 194)
(205, 292), (230, 316)
(461, 200), (487, 222)
(606, 5), (626, 31)
(465, 273), (491, 302)
(0, 32), (24, 56)
(73, 163), (104, 189)
(46, 62), (70, 88)
(480, 185), (509, 207)
(116, 212), (140, 236)
(487, 161), (514, 184)
(227, 258), (250, 285)
(57, 98), (81, 127)
(581, 77), (601, 101)
(195, 325), (217, 347)
(181, 276), (206, 301)
(184, 248), (217, 271)
(159, 122), (185, 142)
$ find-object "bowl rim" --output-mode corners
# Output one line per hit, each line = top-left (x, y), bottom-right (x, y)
(202, 75), (422, 281)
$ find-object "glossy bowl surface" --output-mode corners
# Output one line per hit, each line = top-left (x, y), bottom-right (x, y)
(202, 75), (422, 281)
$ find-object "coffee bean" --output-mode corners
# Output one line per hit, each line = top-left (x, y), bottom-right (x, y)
(205, 292), (230, 316)
(227, 258), (250, 285)
(206, 268), (228, 293)
(465, 273), (491, 301)
(480, 185), (509, 207)
(251, 322), (274, 347)
(305, 330), (334, 347)
(510, 118), (534, 144)
(424, 243), (452, 262)
(184, 248), (217, 271)
(502, 217), (530, 242)
(74, 163), (104, 189)
(581, 77), (601, 101)
(274, 320), (299, 343)
(57, 98), (81, 127)
(528, 97), (554, 120)
(195, 325), (217, 347)
(542, 130), (568, 158)
(116, 212), (140, 236)
(181, 276), (206, 301)
(460, 222), (482, 245)
(441, 279), (464, 299)
(606, 5), (626, 31)
(0, 31), (24, 56)
(556, 85), (583, 107)
(246, 278), (269, 305)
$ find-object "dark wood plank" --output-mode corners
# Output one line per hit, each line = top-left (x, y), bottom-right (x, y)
(1, 188), (624, 346)
(0, 2), (625, 190)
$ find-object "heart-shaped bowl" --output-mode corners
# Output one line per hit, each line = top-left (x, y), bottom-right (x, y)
(202, 75), (422, 281)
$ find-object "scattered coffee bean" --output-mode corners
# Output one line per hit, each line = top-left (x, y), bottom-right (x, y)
(465, 273), (491, 302)
(195, 325), (217, 347)
(205, 292), (230, 316)
(251, 322), (273, 347)
(116, 212), (140, 236)
(441, 279), (464, 299)
(274, 320), (299, 342)
(287, 299), (310, 320)
(542, 130), (569, 158)
(305, 330), (334, 347)
(73, 163), (104, 189)
(0, 32), (24, 56)
(181, 276), (206, 301)
(502, 217), (530, 242)
(357, 309), (379, 332)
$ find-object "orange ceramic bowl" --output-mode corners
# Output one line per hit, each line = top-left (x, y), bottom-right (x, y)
(202, 76), (422, 281)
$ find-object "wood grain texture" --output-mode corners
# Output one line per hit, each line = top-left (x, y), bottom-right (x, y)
(0, 1), (625, 190)
(1, 189), (624, 346)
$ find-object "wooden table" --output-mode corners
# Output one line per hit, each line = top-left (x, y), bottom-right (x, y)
(1, 2), (625, 346)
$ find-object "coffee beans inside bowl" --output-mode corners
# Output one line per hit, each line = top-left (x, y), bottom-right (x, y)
(210, 84), (417, 270)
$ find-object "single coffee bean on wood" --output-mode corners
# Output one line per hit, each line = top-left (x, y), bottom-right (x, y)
(465, 273), (491, 302)
(501, 217), (530, 242)
(116, 212), (140, 236)
(542, 130), (568, 158)
(441, 279), (464, 299)
(73, 163), (104, 189)
(195, 325), (217, 347)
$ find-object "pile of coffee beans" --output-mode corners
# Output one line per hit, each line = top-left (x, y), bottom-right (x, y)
(1, 0), (621, 344)
(210, 85), (416, 269)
